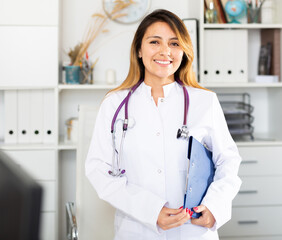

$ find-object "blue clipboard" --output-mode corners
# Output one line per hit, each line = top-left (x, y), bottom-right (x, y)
(183, 136), (215, 218)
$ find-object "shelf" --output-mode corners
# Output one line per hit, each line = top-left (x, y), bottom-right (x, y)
(0, 85), (57, 90)
(0, 142), (77, 150)
(201, 82), (282, 88)
(236, 140), (282, 147)
(0, 142), (57, 150)
(2, 140), (280, 150)
(58, 84), (118, 91)
(203, 23), (282, 29)
(58, 141), (77, 150)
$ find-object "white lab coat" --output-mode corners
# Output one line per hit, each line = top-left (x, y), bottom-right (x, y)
(85, 81), (242, 240)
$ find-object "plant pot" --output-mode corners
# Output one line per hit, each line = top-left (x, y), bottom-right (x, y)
(65, 65), (81, 84)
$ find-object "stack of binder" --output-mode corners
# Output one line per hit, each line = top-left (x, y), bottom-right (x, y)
(4, 89), (55, 144)
(218, 93), (254, 141)
(203, 30), (248, 83)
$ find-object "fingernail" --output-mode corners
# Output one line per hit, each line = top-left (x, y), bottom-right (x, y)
(189, 210), (193, 217)
(186, 208), (188, 213)
(179, 206), (183, 209)
(194, 207), (198, 211)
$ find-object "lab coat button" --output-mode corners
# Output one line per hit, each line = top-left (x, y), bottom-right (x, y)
(192, 162), (195, 167)
(160, 98), (164, 102)
(156, 132), (160, 136)
(189, 187), (192, 192)
(157, 169), (162, 174)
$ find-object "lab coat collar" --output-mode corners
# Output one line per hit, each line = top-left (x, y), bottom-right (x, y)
(140, 81), (178, 99)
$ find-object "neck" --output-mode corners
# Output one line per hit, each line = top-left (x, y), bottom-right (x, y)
(144, 75), (175, 89)
(144, 76), (175, 106)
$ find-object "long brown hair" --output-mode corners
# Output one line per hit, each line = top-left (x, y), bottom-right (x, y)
(109, 9), (206, 93)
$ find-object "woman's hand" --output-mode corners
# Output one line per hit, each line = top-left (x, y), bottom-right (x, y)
(191, 204), (216, 228)
(157, 206), (192, 230)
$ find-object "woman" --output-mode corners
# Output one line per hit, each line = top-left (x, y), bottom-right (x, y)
(85, 9), (241, 240)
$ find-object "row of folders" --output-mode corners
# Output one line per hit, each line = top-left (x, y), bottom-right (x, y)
(4, 90), (56, 144)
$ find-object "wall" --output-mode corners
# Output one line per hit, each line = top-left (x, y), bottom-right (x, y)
(61, 0), (193, 83)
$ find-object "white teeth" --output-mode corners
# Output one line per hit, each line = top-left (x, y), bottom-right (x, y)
(155, 60), (171, 65)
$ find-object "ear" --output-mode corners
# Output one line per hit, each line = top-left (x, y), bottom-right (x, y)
(138, 50), (142, 58)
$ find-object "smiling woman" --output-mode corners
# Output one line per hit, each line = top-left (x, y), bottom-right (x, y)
(109, 8), (204, 95)
(85, 9), (242, 240)
(138, 21), (184, 104)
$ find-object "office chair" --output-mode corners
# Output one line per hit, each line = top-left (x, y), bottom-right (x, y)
(66, 105), (115, 240)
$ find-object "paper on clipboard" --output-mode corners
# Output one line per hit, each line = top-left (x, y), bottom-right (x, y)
(183, 136), (215, 218)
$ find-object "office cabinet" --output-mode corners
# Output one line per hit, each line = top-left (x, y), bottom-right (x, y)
(0, 0), (59, 239)
(3, 150), (58, 240)
(198, 1), (282, 239)
(219, 146), (282, 239)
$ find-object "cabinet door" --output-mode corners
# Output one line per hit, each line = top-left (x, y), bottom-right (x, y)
(40, 212), (56, 240)
(219, 206), (282, 237)
(238, 146), (282, 176)
(233, 176), (282, 206)
(0, 27), (58, 87)
(3, 150), (56, 180)
(0, 0), (58, 25)
(40, 181), (56, 212)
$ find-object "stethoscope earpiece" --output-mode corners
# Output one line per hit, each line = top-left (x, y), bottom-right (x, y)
(108, 169), (126, 177)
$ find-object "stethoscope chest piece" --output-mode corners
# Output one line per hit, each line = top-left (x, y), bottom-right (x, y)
(177, 125), (189, 140)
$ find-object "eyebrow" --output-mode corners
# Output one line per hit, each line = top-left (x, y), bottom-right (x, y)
(146, 36), (179, 41)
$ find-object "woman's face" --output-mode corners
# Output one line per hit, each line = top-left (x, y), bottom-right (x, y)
(139, 21), (184, 83)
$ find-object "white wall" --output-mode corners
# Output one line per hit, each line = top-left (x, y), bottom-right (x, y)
(61, 0), (192, 84)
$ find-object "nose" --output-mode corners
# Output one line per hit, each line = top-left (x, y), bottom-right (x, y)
(159, 44), (171, 56)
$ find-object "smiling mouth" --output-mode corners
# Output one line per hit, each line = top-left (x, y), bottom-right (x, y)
(154, 60), (172, 65)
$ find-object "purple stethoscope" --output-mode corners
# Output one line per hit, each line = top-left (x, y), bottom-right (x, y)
(108, 79), (190, 177)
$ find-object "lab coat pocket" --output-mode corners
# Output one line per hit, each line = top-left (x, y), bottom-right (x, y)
(114, 214), (142, 240)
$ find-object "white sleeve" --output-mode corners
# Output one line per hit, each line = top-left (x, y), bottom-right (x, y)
(201, 93), (242, 230)
(85, 97), (167, 233)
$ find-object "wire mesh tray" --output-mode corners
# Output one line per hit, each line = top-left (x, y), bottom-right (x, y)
(219, 93), (254, 115)
(228, 125), (254, 140)
(225, 114), (254, 126)
(221, 102), (254, 115)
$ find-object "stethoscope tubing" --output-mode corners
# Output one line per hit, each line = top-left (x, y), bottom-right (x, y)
(111, 80), (143, 133)
(109, 79), (189, 177)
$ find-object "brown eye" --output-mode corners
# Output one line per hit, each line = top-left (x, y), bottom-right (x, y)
(171, 42), (179, 47)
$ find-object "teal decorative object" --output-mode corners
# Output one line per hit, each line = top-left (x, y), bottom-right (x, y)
(225, 0), (247, 23)
(65, 65), (81, 84)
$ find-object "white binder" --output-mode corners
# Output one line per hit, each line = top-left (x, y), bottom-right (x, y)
(17, 90), (31, 143)
(30, 90), (44, 143)
(203, 31), (219, 83)
(43, 90), (55, 143)
(203, 30), (248, 83)
(4, 90), (18, 143)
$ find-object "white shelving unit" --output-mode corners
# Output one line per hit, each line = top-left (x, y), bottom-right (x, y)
(0, 0), (59, 239)
(199, 1), (282, 239)
(203, 23), (282, 29)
